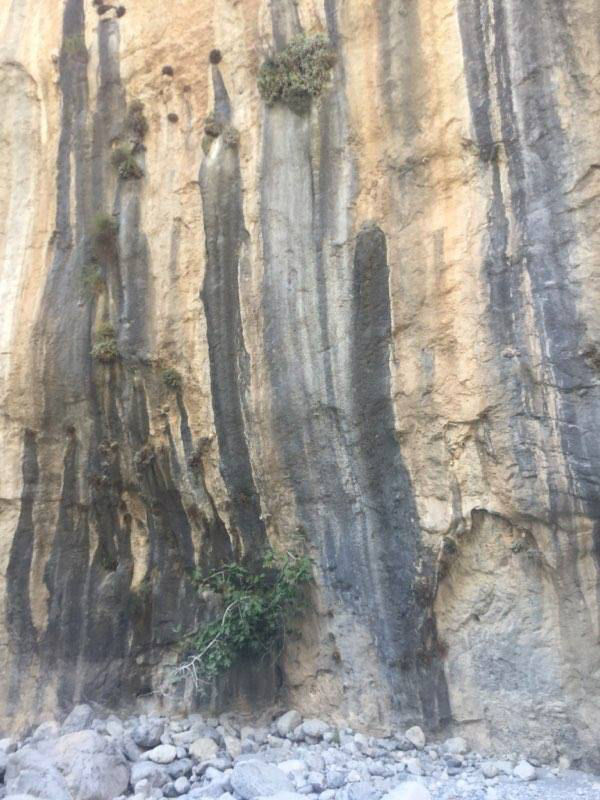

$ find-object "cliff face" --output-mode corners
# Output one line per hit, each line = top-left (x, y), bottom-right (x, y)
(1, 0), (599, 767)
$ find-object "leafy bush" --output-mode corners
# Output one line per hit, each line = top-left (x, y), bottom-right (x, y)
(91, 322), (119, 363)
(162, 367), (182, 392)
(257, 33), (336, 114)
(111, 145), (143, 179)
(172, 551), (312, 691)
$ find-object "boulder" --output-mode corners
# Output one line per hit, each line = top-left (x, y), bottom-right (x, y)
(53, 730), (130, 800)
(132, 722), (164, 749)
(145, 744), (178, 764)
(301, 720), (329, 740)
(223, 735), (242, 759)
(404, 727), (425, 750)
(61, 706), (94, 735)
(231, 760), (294, 799)
(443, 737), (468, 755)
(276, 711), (302, 738)
(513, 761), (537, 781)
(382, 784), (432, 800)
(130, 760), (170, 787)
(5, 745), (71, 800)
(189, 737), (219, 761)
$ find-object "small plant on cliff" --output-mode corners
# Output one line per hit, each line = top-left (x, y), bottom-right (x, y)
(169, 550), (312, 692)
(257, 33), (336, 114)
(111, 145), (144, 179)
(162, 367), (182, 392)
(126, 99), (149, 140)
(91, 322), (119, 363)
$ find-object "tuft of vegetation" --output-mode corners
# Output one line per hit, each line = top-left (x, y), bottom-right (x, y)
(97, 3), (112, 15)
(92, 213), (118, 262)
(204, 113), (222, 138)
(222, 125), (239, 148)
(126, 99), (148, 140)
(81, 263), (105, 300)
(116, 5), (126, 17)
(167, 112), (179, 123)
(257, 33), (336, 115)
(91, 322), (119, 363)
(209, 49), (222, 65)
(162, 367), (182, 392)
(63, 34), (88, 61)
(162, 65), (174, 77)
(111, 145), (144, 179)
(170, 550), (312, 692)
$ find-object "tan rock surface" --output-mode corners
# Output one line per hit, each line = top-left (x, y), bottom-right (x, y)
(0, 0), (599, 767)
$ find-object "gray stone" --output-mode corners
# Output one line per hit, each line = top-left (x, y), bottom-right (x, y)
(326, 770), (346, 789)
(301, 720), (329, 740)
(513, 760), (537, 781)
(53, 730), (130, 800)
(168, 758), (194, 778)
(61, 705), (94, 735)
(189, 737), (219, 761)
(31, 721), (60, 742)
(481, 762), (499, 779)
(133, 723), (164, 749)
(231, 760), (294, 799)
(405, 758), (422, 776)
(5, 745), (71, 800)
(404, 727), (425, 750)
(131, 760), (170, 787)
(255, 794), (306, 800)
(276, 711), (302, 738)
(382, 784), (431, 800)
(174, 776), (191, 794)
(341, 781), (380, 800)
(443, 737), (468, 755)
(223, 735), (241, 759)
(146, 744), (178, 764)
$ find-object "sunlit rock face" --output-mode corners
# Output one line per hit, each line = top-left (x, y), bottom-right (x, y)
(1, 0), (599, 768)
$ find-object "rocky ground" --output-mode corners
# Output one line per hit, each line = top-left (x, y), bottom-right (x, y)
(0, 707), (598, 800)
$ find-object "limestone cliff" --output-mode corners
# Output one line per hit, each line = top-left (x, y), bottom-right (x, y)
(1, 0), (599, 769)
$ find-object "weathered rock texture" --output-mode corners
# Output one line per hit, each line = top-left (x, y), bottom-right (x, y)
(1, 0), (599, 768)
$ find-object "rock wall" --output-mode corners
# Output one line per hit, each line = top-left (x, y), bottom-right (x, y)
(0, 0), (599, 768)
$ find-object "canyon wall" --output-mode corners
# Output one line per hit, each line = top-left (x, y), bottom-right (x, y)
(1, 0), (599, 768)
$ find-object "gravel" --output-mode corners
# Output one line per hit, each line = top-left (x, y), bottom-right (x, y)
(0, 709), (598, 800)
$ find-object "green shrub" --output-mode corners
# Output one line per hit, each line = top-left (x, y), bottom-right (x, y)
(162, 367), (182, 392)
(81, 263), (105, 299)
(126, 99), (148, 140)
(111, 145), (144, 179)
(172, 550), (312, 691)
(92, 322), (119, 363)
(257, 33), (336, 114)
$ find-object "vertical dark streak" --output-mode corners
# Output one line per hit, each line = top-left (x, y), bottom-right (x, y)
(5, 430), (39, 708)
(200, 69), (266, 556)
